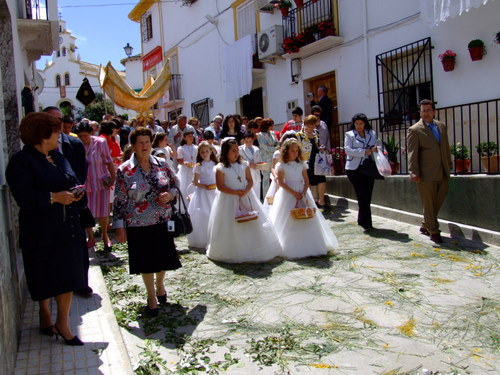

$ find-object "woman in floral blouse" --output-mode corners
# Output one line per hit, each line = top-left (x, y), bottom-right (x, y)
(113, 127), (181, 317)
(257, 118), (279, 195)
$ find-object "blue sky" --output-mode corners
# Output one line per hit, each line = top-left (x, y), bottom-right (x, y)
(37, 0), (141, 70)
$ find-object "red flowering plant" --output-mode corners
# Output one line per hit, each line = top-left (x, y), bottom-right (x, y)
(438, 50), (456, 61)
(331, 147), (346, 161)
(318, 19), (335, 35)
(282, 33), (307, 53)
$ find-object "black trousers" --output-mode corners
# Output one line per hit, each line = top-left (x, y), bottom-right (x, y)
(346, 169), (375, 229)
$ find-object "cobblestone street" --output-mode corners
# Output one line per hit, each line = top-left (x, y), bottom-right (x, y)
(15, 202), (500, 375)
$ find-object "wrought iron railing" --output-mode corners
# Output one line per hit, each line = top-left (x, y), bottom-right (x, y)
(24, 0), (49, 20)
(337, 98), (500, 175)
(282, 0), (337, 39)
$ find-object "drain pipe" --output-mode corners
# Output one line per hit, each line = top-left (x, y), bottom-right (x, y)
(363, 0), (370, 98)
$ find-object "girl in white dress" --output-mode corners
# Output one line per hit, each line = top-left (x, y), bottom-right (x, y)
(176, 130), (197, 201)
(207, 139), (282, 263)
(263, 131), (298, 214)
(187, 142), (218, 249)
(152, 132), (176, 171)
(239, 131), (261, 199)
(269, 139), (338, 259)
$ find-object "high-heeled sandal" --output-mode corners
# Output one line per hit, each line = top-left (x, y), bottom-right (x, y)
(53, 324), (84, 346)
(156, 293), (167, 304)
(87, 239), (96, 248)
(103, 241), (112, 252)
(39, 325), (54, 337)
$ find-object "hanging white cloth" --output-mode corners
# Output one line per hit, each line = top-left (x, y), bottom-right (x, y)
(222, 34), (253, 102)
(420, 0), (495, 26)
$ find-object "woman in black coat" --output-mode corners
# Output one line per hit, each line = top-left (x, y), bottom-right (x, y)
(6, 112), (87, 345)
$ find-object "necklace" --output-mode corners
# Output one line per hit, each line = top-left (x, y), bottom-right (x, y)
(230, 163), (243, 183)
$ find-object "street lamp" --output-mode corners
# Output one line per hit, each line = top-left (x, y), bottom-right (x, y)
(123, 43), (133, 57)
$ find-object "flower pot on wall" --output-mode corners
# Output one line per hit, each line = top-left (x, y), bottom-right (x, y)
(280, 7), (289, 17)
(390, 162), (400, 175)
(481, 156), (500, 173)
(454, 159), (471, 174)
(294, 0), (304, 8)
(441, 59), (455, 72)
(468, 46), (484, 61)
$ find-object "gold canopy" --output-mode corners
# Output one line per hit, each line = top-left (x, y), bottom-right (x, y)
(98, 61), (171, 114)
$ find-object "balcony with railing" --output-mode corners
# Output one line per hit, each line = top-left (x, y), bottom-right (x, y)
(159, 74), (184, 109)
(281, 0), (343, 59)
(336, 99), (500, 176)
(17, 0), (59, 62)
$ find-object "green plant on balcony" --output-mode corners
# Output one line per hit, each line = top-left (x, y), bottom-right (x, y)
(450, 143), (470, 159)
(476, 141), (498, 157)
(382, 135), (400, 163)
(277, 0), (291, 9)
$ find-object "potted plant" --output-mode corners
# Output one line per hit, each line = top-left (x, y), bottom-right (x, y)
(494, 31), (500, 44)
(438, 50), (456, 72)
(294, 0), (304, 8)
(382, 135), (400, 174)
(318, 19), (335, 37)
(476, 141), (499, 173)
(468, 39), (486, 61)
(282, 33), (306, 54)
(450, 143), (471, 173)
(304, 23), (321, 41)
(276, 0), (292, 17)
(331, 147), (346, 175)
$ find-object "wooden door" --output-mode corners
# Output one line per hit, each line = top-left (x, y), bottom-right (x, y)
(309, 73), (339, 147)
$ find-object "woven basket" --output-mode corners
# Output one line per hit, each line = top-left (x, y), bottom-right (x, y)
(206, 184), (217, 190)
(235, 211), (259, 223)
(290, 207), (316, 220)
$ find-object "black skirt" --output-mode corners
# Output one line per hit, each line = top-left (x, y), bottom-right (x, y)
(126, 222), (182, 274)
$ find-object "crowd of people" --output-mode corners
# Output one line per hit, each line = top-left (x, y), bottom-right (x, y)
(6, 98), (451, 344)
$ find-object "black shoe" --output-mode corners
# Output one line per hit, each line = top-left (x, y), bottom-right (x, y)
(103, 241), (112, 252)
(430, 233), (444, 243)
(75, 286), (93, 297)
(420, 226), (430, 236)
(40, 325), (54, 337)
(363, 226), (374, 232)
(144, 305), (159, 317)
(53, 324), (84, 346)
(156, 293), (167, 304)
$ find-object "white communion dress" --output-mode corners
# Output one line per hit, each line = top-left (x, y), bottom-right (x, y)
(187, 160), (217, 249)
(176, 144), (197, 202)
(239, 145), (262, 199)
(262, 149), (280, 215)
(207, 161), (283, 263)
(269, 161), (338, 259)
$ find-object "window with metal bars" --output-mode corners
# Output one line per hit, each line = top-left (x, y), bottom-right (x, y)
(191, 98), (210, 127)
(141, 13), (153, 42)
(376, 37), (434, 130)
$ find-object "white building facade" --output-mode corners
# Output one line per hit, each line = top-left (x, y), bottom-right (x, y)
(128, 0), (499, 173)
(1, 0), (59, 373)
(38, 20), (128, 117)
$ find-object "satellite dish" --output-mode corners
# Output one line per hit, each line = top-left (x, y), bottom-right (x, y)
(35, 72), (44, 94)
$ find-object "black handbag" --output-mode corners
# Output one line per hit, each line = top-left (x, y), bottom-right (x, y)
(357, 157), (384, 180)
(170, 188), (193, 237)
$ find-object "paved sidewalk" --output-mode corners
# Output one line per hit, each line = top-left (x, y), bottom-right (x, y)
(14, 201), (500, 375)
(14, 249), (134, 375)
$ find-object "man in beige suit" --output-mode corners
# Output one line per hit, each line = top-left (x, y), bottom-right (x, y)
(407, 99), (452, 243)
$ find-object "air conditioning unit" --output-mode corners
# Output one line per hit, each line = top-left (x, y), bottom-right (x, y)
(257, 25), (284, 60)
(257, 0), (279, 12)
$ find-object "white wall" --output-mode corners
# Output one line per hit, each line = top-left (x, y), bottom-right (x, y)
(139, 0), (500, 125)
